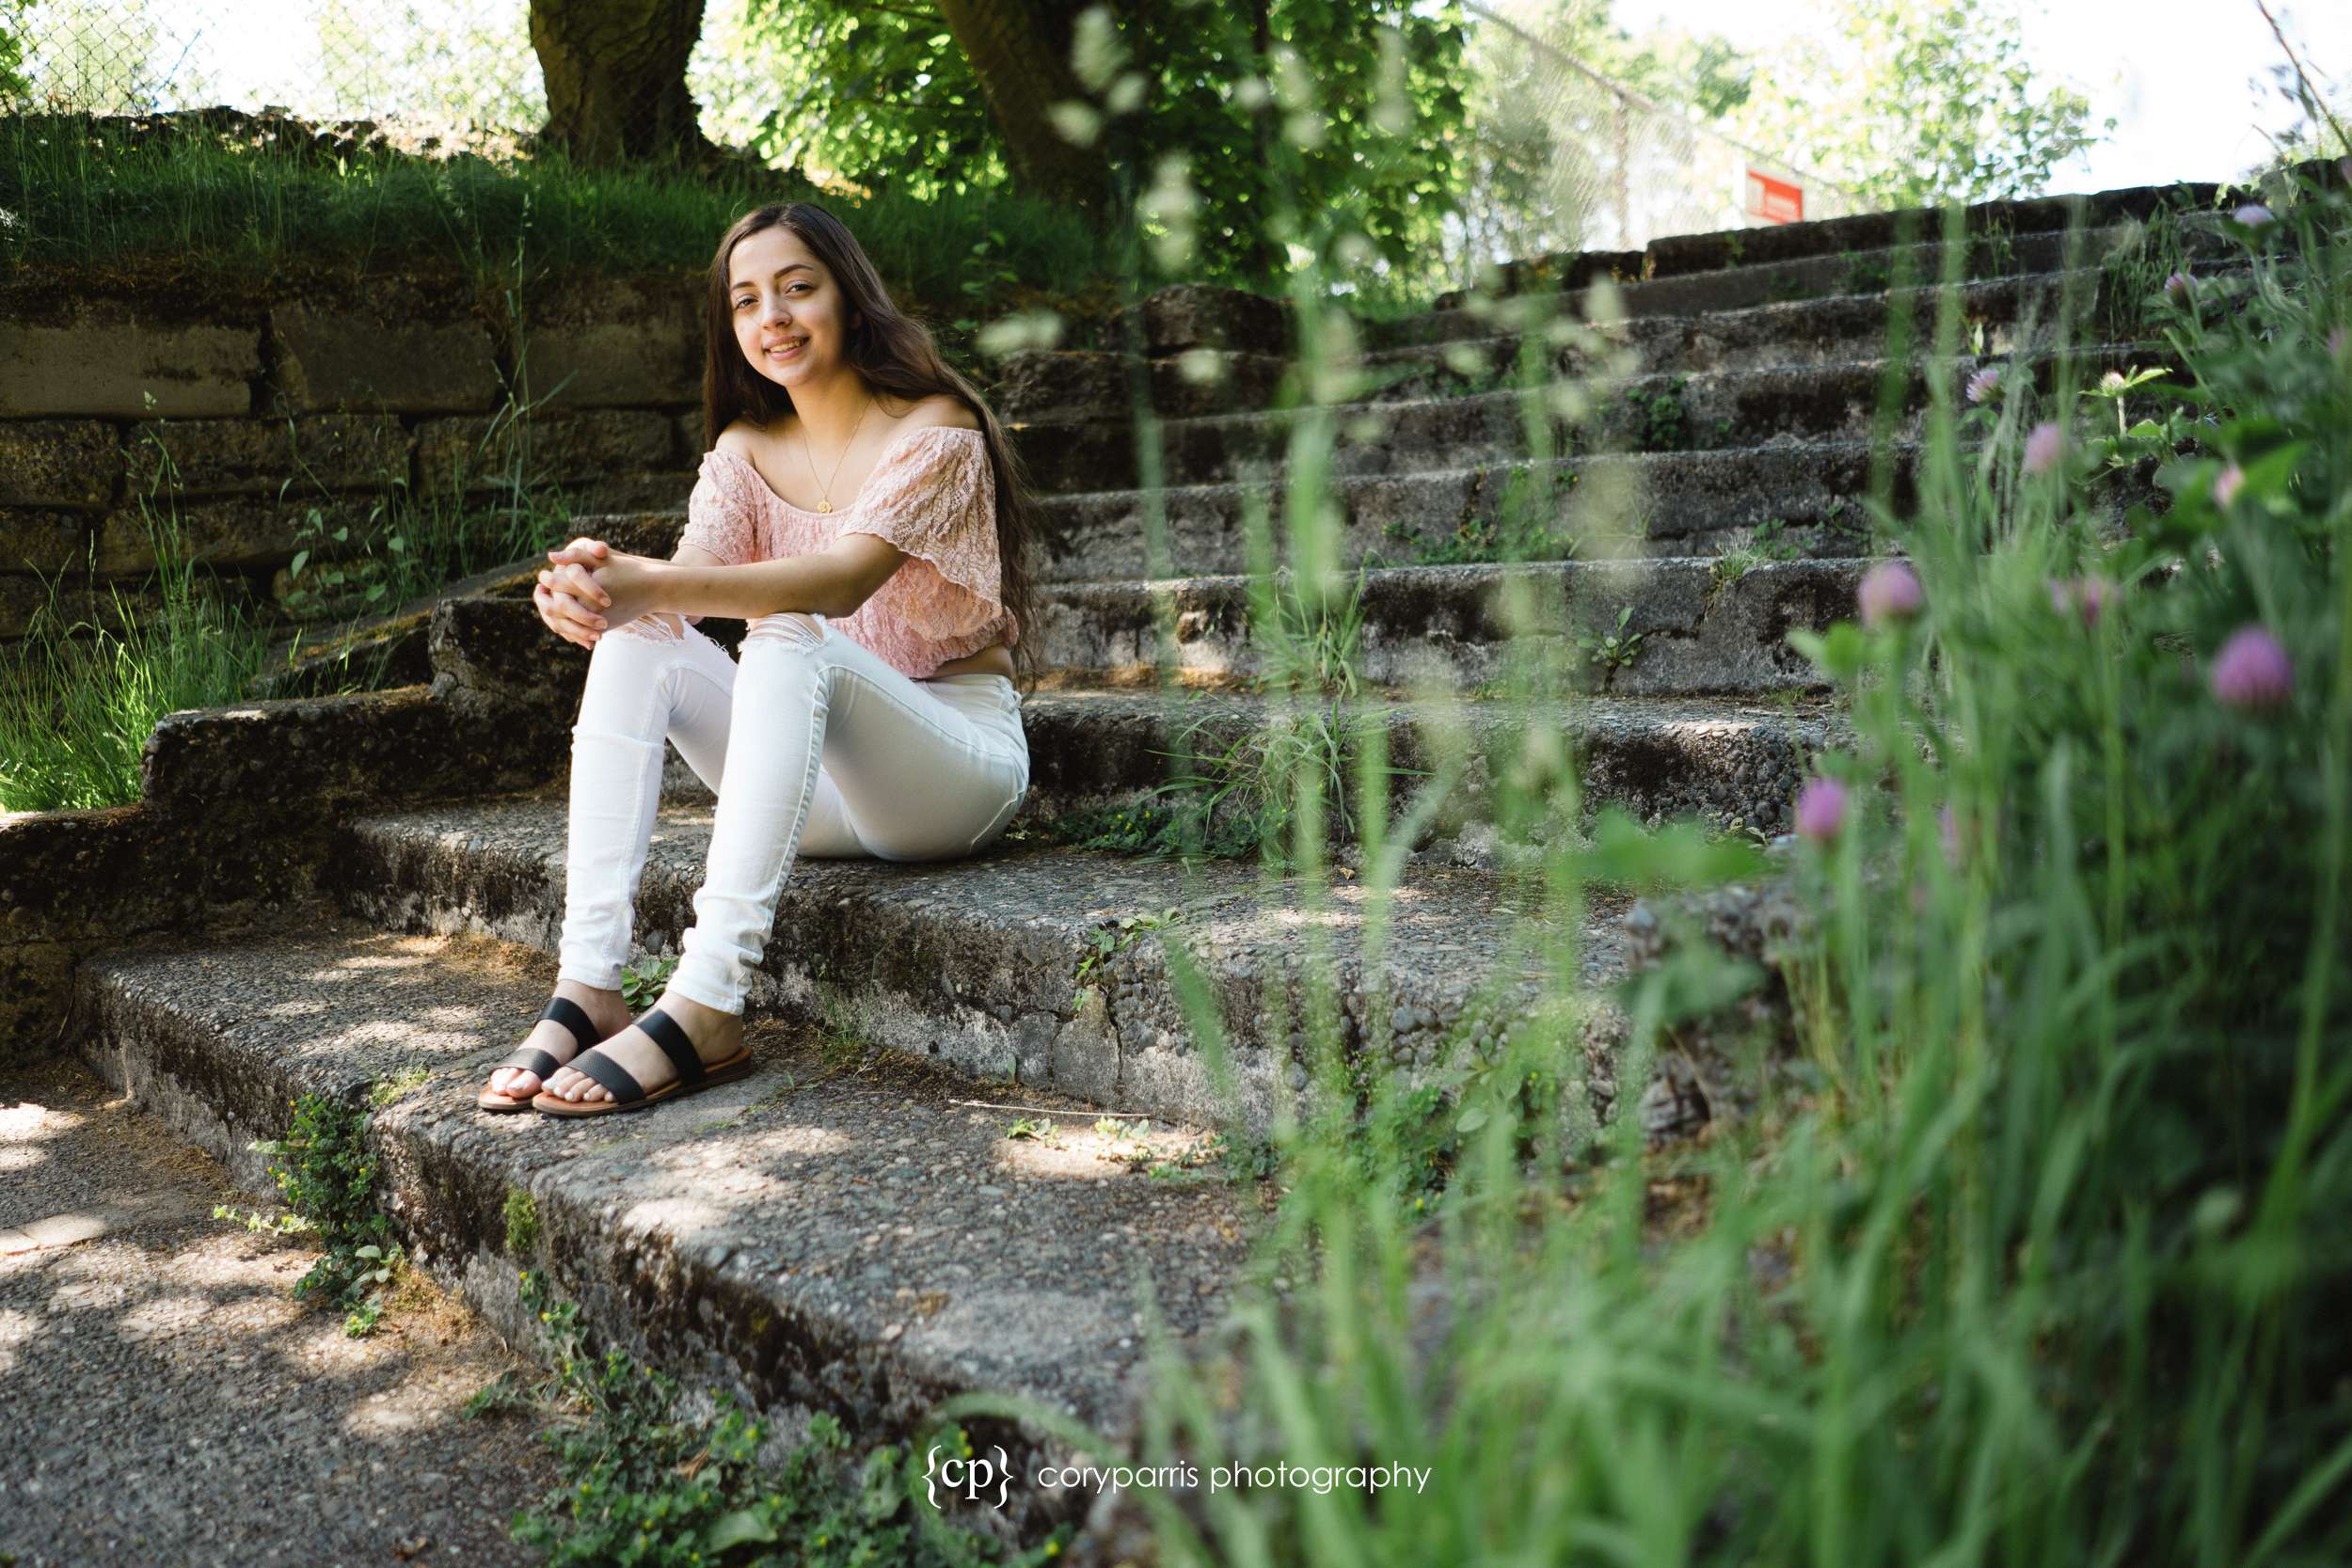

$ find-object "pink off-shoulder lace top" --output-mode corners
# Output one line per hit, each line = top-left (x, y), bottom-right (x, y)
(675, 423), (1022, 680)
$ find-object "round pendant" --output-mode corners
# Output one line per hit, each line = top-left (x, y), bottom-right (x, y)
(818, 499), (834, 513)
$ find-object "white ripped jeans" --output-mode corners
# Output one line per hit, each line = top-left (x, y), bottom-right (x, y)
(554, 610), (1029, 1015)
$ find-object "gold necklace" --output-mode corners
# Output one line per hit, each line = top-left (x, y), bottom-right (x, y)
(800, 396), (873, 514)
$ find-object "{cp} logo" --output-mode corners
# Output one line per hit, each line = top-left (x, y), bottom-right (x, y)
(925, 1443), (1013, 1511)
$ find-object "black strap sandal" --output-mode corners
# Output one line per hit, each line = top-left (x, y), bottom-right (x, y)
(477, 996), (604, 1113)
(532, 1006), (755, 1118)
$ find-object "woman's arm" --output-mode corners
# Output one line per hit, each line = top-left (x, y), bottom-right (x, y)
(551, 533), (911, 624)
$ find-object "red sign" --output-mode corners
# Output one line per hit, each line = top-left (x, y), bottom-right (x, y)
(1744, 168), (1804, 225)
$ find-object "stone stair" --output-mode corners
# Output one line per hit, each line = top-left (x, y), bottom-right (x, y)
(50, 175), (2225, 1555)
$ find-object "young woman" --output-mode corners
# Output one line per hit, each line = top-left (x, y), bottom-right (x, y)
(476, 201), (1043, 1117)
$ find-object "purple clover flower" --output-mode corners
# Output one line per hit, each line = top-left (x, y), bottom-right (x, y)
(2048, 576), (2111, 627)
(2022, 421), (2064, 477)
(1964, 365), (2002, 404)
(1795, 777), (1848, 847)
(2209, 626), (2293, 710)
(2164, 270), (2197, 301)
(2233, 202), (2275, 228)
(2214, 463), (2245, 508)
(1858, 561), (1924, 628)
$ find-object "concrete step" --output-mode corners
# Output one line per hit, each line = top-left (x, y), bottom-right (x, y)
(997, 270), (2109, 425)
(66, 912), (1253, 1544)
(1401, 174), (2224, 327)
(1011, 342), (2165, 493)
(1032, 440), (1899, 582)
(326, 797), (1633, 1140)
(640, 682), (1846, 842)
(1031, 557), (1859, 695)
(1387, 224), (2137, 340)
(412, 596), (1837, 837)
(430, 551), (1860, 701)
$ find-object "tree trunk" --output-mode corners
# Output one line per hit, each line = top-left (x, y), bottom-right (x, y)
(937, 0), (1115, 213)
(529, 0), (719, 167)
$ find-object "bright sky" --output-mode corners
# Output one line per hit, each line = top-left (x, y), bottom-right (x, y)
(1609, 0), (2351, 193)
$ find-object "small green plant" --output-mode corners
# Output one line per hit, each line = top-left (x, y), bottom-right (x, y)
(504, 1188), (540, 1253)
(370, 1063), (431, 1105)
(213, 1089), (404, 1336)
(1708, 546), (1769, 595)
(1005, 1117), (1058, 1143)
(469, 1270), (1059, 1565)
(1840, 248), (1893, 293)
(620, 956), (677, 1012)
(1576, 605), (1646, 676)
(1616, 377), (1691, 451)
(1072, 908), (1184, 1006)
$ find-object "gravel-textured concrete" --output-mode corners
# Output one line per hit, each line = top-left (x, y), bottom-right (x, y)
(1033, 556), (1861, 695)
(329, 798), (1634, 1139)
(0, 1052), (560, 1568)
(69, 912), (1262, 1544)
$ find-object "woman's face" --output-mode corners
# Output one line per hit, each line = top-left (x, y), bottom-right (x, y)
(728, 225), (859, 389)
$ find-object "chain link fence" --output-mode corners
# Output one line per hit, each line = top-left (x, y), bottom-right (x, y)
(1451, 0), (1860, 266)
(0, 0), (790, 158)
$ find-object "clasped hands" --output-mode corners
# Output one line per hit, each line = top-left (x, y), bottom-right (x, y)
(532, 537), (670, 649)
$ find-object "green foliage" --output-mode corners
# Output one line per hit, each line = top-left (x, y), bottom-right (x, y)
(622, 956), (679, 1013)
(1071, 908), (1185, 1006)
(732, 0), (1471, 294)
(470, 1269), (1060, 1567)
(1613, 375), (1689, 451)
(503, 1188), (540, 1254)
(0, 20), (28, 103)
(214, 1090), (404, 1337)
(1576, 604), (1646, 675)
(1091, 117), (2352, 1568)
(0, 479), (277, 812)
(1727, 0), (2113, 206)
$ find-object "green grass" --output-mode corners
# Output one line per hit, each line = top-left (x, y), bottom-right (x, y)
(0, 110), (1126, 343)
(921, 161), (2352, 1566)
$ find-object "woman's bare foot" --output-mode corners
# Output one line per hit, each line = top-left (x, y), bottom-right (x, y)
(486, 980), (634, 1100)
(540, 990), (745, 1104)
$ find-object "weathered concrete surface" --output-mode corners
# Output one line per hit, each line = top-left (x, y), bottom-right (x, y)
(0, 419), (119, 508)
(414, 595), (1838, 832)
(1013, 687), (1837, 837)
(270, 291), (503, 415)
(518, 271), (703, 408)
(1027, 441), (1894, 582)
(66, 912), (1258, 1546)
(119, 413), (408, 499)
(0, 306), (261, 418)
(411, 406), (682, 498)
(425, 558), (1856, 706)
(329, 797), (1631, 1140)
(1009, 342), (2163, 494)
(1030, 558), (1861, 695)
(0, 1052), (560, 1568)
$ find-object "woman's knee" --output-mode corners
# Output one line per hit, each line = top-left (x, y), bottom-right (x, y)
(742, 610), (826, 652)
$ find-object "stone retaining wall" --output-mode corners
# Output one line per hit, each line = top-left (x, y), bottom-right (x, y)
(0, 269), (709, 646)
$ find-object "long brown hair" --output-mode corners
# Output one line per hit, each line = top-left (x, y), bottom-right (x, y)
(700, 201), (1043, 689)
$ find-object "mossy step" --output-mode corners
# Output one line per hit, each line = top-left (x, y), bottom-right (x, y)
(428, 553), (1862, 702)
(1029, 557), (1863, 696)
(1000, 269), (2116, 423)
(1010, 341), (2168, 492)
(327, 797), (1632, 1141)
(66, 912), (1252, 1544)
(645, 684), (1845, 843)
